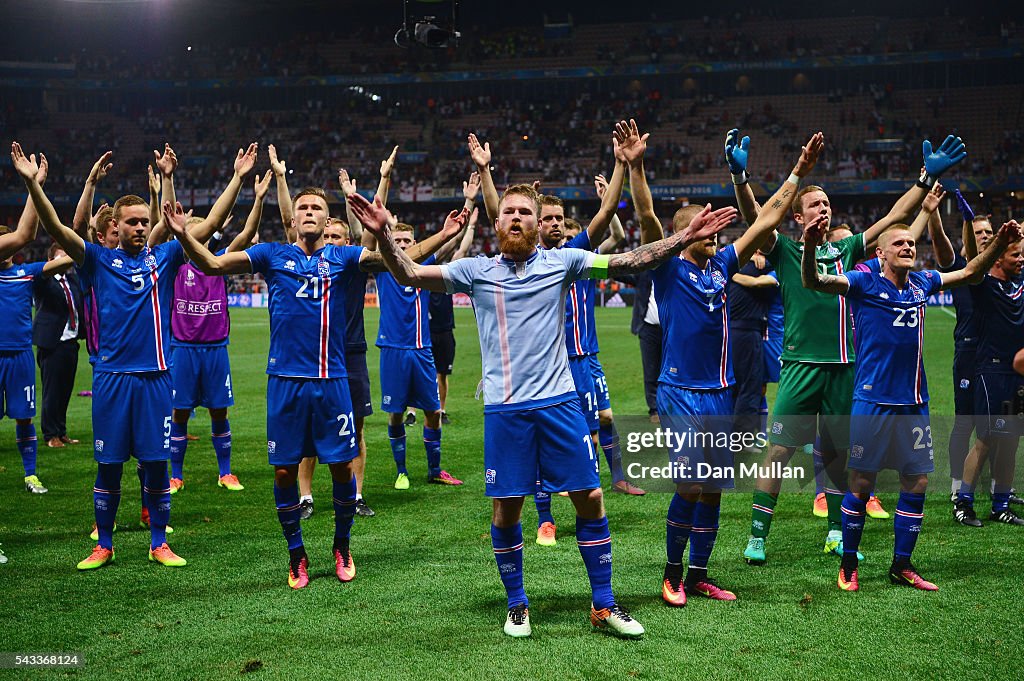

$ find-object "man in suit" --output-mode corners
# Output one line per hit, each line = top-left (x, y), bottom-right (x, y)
(33, 244), (84, 448)
(618, 271), (662, 423)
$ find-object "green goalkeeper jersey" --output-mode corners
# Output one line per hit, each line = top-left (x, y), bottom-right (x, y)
(766, 231), (865, 363)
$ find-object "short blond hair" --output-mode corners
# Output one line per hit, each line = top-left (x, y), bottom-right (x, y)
(500, 184), (540, 215)
(793, 185), (826, 215)
(112, 195), (147, 221)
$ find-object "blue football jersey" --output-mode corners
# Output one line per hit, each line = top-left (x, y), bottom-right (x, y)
(845, 269), (943, 404)
(344, 269), (369, 352)
(653, 244), (740, 389)
(246, 242), (364, 379)
(80, 241), (185, 372)
(561, 231), (596, 357)
(0, 261), (46, 351)
(943, 255), (979, 350)
(375, 254), (436, 350)
(970, 273), (1024, 375)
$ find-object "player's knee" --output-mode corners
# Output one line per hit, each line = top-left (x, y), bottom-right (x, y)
(569, 487), (605, 518)
(327, 461), (353, 482)
(900, 474), (928, 494)
(172, 408), (191, 423)
(209, 408), (227, 420)
(274, 466), (298, 487)
(15, 418), (31, 426)
(765, 444), (793, 465)
(598, 409), (614, 426)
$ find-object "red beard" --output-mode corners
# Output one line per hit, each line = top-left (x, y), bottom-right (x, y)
(497, 224), (538, 260)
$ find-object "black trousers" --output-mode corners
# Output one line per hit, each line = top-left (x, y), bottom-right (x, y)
(36, 340), (79, 440)
(730, 326), (765, 436)
(637, 322), (662, 416)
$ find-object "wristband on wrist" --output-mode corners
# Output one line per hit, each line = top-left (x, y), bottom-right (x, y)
(917, 169), (937, 189)
(731, 170), (749, 186)
(787, 172), (800, 185)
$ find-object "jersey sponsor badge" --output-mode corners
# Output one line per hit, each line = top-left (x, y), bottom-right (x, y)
(285, 260), (296, 271)
(112, 258), (124, 269)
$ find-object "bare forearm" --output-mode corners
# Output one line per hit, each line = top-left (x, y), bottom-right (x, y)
(193, 173), (242, 243)
(732, 273), (777, 288)
(376, 225), (421, 284)
(406, 227), (459, 263)
(453, 226), (475, 260)
(73, 182), (96, 238)
(962, 233), (1009, 284)
(275, 174), (294, 242)
(607, 230), (690, 276)
(801, 245), (847, 293)
(23, 177), (84, 261)
(228, 201), (263, 253)
(375, 175), (391, 208)
(630, 162), (662, 245)
(734, 182), (760, 226)
(930, 212), (955, 268)
(864, 184), (928, 246)
(176, 229), (224, 274)
(963, 220), (978, 260)
(588, 161), (625, 243)
(0, 196), (38, 260)
(345, 200), (363, 244)
(478, 165), (499, 224)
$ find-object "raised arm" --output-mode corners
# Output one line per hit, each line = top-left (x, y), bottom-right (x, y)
(41, 255), (75, 276)
(337, 168), (363, 245)
(733, 132), (825, 265)
(0, 154), (47, 261)
(12, 143), (86, 263)
(402, 205), (471, 265)
(468, 133), (499, 224)
(348, 193), (452, 291)
(147, 165), (161, 229)
(72, 152), (112, 239)
(453, 207), (478, 261)
(593, 174), (626, 254)
(434, 172), (481, 264)
(605, 204), (738, 276)
(147, 143), (178, 246)
(226, 170), (272, 253)
(955, 190), (979, 260)
(584, 127), (628, 244)
(268, 144), (295, 243)
(164, 201), (253, 275)
(724, 129), (761, 226)
(940, 221), (1022, 289)
(800, 214), (849, 295)
(617, 120), (662, 245)
(187, 143), (257, 245)
(376, 145), (398, 207)
(862, 135), (967, 248)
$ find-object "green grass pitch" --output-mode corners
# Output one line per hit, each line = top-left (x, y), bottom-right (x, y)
(0, 306), (1020, 679)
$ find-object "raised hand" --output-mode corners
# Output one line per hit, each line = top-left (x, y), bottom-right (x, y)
(36, 153), (48, 186)
(801, 212), (830, 247)
(680, 204), (739, 244)
(442, 207), (470, 237)
(954, 189), (975, 222)
(997, 220), (1023, 245)
(463, 171), (481, 202)
(90, 202), (109, 230)
(724, 128), (750, 174)
(338, 168), (357, 196)
(233, 142), (258, 177)
(532, 179), (542, 193)
(923, 134), (966, 178)
(254, 170), (273, 200)
(347, 193), (393, 235)
(922, 182), (945, 214)
(88, 151), (114, 184)
(148, 165), (160, 196)
(379, 145), (399, 178)
(10, 142), (39, 180)
(162, 200), (193, 237)
(594, 173), (609, 198)
(268, 144), (287, 177)
(614, 119), (649, 167)
(794, 132), (825, 178)
(154, 143), (177, 176)
(467, 133), (491, 167)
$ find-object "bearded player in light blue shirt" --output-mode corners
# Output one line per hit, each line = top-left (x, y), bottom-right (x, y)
(348, 135), (736, 640)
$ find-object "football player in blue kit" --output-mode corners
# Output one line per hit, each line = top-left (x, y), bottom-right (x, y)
(802, 208), (1022, 591)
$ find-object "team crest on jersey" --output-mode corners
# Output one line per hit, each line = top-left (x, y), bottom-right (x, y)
(144, 254), (157, 270)
(112, 258), (124, 269)
(910, 285), (924, 301)
(485, 468), (496, 484)
(317, 259), (330, 277)
(818, 242), (840, 259)
(285, 260), (296, 271)
(711, 270), (726, 288)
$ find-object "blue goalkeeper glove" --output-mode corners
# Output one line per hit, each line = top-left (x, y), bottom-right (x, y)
(919, 134), (966, 187)
(954, 189), (975, 222)
(724, 128), (751, 184)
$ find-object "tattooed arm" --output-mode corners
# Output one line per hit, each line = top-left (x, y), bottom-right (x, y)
(800, 214), (849, 295)
(604, 204), (738, 276)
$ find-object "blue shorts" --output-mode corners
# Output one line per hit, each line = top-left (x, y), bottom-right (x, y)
(849, 399), (934, 475)
(763, 330), (782, 384)
(379, 347), (440, 413)
(656, 384), (736, 489)
(483, 398), (600, 497)
(93, 371), (172, 464)
(590, 354), (611, 412)
(568, 355), (599, 432)
(974, 373), (1024, 442)
(952, 348), (976, 417)
(345, 349), (373, 419)
(170, 345), (234, 410)
(266, 376), (358, 467)
(0, 349), (36, 419)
